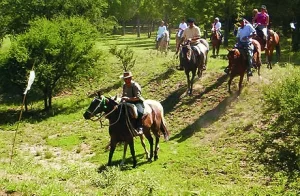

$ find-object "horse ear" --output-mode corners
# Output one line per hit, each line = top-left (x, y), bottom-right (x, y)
(96, 91), (101, 98)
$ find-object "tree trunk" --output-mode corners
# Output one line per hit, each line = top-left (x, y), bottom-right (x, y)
(122, 21), (126, 36)
(136, 16), (140, 38)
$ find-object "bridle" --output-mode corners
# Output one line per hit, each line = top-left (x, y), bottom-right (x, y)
(85, 96), (120, 127)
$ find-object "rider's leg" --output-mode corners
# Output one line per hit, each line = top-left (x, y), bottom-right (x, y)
(263, 27), (268, 49)
(135, 102), (144, 135)
(246, 45), (254, 76)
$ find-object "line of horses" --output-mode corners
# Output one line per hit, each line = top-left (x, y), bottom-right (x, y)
(83, 28), (280, 169)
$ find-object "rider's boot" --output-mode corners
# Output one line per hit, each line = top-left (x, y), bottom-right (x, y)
(136, 117), (143, 135)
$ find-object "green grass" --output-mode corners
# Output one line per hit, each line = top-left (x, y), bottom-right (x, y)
(0, 33), (299, 195)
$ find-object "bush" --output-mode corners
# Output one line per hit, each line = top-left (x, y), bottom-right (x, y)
(259, 68), (300, 175)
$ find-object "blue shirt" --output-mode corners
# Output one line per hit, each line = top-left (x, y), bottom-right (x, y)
(236, 24), (256, 43)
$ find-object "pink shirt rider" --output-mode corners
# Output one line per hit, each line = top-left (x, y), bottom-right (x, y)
(256, 12), (269, 27)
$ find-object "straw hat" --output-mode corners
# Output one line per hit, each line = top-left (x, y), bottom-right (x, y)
(215, 17), (219, 21)
(121, 71), (133, 79)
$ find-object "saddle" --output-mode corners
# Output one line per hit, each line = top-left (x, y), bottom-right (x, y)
(122, 102), (151, 119)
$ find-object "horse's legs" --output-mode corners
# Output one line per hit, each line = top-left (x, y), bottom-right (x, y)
(190, 72), (195, 96)
(228, 76), (233, 93)
(186, 71), (191, 95)
(139, 134), (150, 160)
(120, 142), (128, 166)
(143, 130), (154, 161)
(239, 73), (245, 93)
(128, 140), (137, 168)
(107, 141), (116, 166)
(154, 136), (160, 161)
(212, 46), (216, 56)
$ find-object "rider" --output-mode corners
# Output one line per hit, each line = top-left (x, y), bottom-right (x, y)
(178, 18), (188, 38)
(121, 71), (145, 135)
(156, 21), (167, 49)
(225, 18), (256, 77)
(211, 17), (222, 40)
(253, 5), (269, 49)
(178, 18), (206, 76)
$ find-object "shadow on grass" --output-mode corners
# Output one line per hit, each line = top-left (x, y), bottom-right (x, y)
(170, 90), (239, 143)
(96, 152), (150, 173)
(143, 67), (176, 89)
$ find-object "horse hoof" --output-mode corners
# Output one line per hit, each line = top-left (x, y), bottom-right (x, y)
(154, 155), (158, 161)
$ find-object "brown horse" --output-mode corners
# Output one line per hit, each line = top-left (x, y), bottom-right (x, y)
(253, 29), (280, 69)
(157, 31), (169, 55)
(211, 30), (222, 57)
(83, 95), (170, 168)
(179, 39), (209, 95)
(227, 40), (261, 93)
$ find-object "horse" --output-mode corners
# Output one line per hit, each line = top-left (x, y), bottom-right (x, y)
(211, 29), (222, 57)
(226, 39), (262, 93)
(83, 94), (170, 168)
(157, 31), (169, 55)
(179, 39), (209, 95)
(253, 28), (280, 69)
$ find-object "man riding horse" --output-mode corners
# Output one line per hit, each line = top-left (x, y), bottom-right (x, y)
(121, 71), (145, 135)
(253, 5), (269, 49)
(177, 18), (208, 77)
(225, 18), (256, 77)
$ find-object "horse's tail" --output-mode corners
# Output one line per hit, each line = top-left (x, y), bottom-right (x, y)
(160, 115), (170, 141)
(275, 42), (281, 62)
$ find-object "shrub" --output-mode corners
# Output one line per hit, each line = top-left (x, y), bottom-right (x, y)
(259, 68), (300, 175)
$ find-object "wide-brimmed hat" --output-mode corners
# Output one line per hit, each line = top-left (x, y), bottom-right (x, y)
(187, 18), (195, 23)
(121, 71), (133, 79)
(261, 5), (267, 10)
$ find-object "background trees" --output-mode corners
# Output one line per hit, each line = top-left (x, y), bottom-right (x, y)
(0, 17), (101, 110)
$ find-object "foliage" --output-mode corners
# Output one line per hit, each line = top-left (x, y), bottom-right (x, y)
(0, 16), (101, 110)
(0, 0), (112, 41)
(259, 67), (300, 176)
(109, 45), (136, 71)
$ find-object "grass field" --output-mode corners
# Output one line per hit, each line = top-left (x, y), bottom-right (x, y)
(0, 33), (299, 195)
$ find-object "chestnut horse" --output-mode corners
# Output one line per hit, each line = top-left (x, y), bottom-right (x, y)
(83, 95), (169, 168)
(179, 39), (209, 95)
(227, 39), (261, 93)
(253, 29), (280, 69)
(211, 29), (222, 57)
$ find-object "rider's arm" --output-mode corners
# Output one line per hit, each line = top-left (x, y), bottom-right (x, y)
(266, 15), (269, 26)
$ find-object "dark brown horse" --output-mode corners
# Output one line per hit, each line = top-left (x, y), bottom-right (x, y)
(211, 29), (222, 57)
(227, 39), (261, 93)
(83, 95), (169, 168)
(179, 39), (209, 95)
(253, 29), (280, 69)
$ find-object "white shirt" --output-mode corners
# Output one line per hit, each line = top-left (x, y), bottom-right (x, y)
(179, 22), (188, 31)
(212, 21), (221, 31)
(157, 26), (167, 36)
(236, 24), (256, 42)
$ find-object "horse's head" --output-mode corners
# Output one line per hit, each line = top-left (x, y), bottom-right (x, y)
(83, 95), (118, 119)
(227, 48), (241, 67)
(180, 41), (192, 61)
